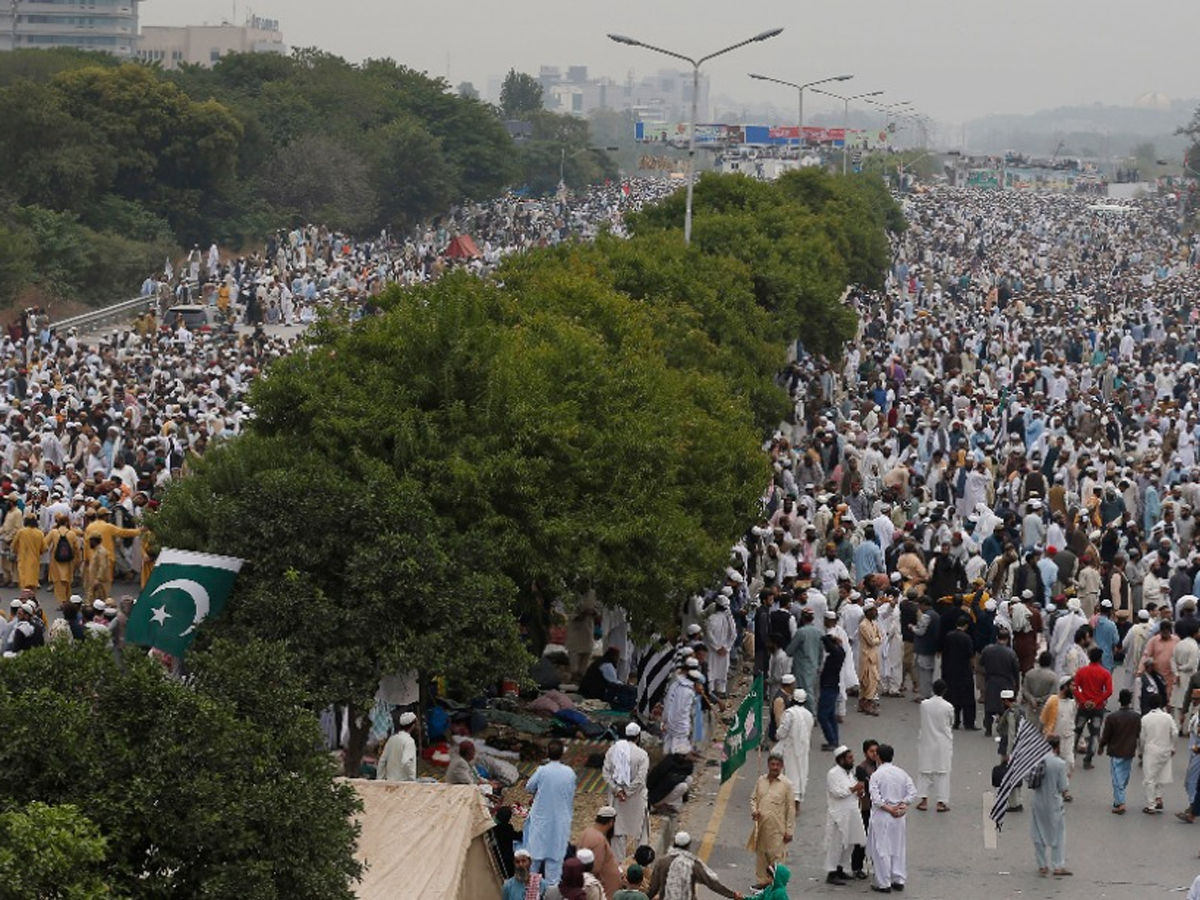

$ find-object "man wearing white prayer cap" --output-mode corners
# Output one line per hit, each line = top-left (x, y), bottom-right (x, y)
(602, 720), (650, 857)
(377, 710), (418, 782)
(645, 831), (743, 898)
(774, 687), (815, 811)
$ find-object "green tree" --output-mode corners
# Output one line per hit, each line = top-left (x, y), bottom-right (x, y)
(260, 134), (378, 231)
(243, 272), (765, 645)
(627, 171), (902, 355)
(148, 437), (528, 774)
(499, 68), (543, 118)
(457, 81), (479, 99)
(367, 113), (457, 226)
(0, 802), (112, 899)
(0, 222), (34, 307)
(0, 640), (361, 899)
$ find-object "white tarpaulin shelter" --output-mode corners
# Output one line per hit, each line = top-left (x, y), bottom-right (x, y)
(347, 780), (503, 900)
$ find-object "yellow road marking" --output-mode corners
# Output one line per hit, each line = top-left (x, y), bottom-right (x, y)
(698, 768), (740, 862)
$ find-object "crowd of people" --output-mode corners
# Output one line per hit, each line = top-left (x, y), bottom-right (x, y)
(667, 185), (1200, 895)
(500, 185), (1200, 898)
(18, 171), (1200, 895)
(139, 180), (675, 329)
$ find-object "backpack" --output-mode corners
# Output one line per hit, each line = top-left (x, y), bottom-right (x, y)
(53, 532), (74, 564)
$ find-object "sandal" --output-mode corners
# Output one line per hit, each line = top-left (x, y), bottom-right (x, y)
(936, 802), (950, 812)
(1052, 869), (1073, 877)
(915, 799), (928, 811)
(1112, 805), (1126, 815)
(1142, 807), (1157, 814)
(1038, 868), (1049, 877)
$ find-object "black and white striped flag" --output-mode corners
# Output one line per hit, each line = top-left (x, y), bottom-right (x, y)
(989, 716), (1053, 832)
(635, 637), (676, 718)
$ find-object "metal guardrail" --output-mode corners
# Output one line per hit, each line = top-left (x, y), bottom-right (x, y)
(50, 294), (158, 334)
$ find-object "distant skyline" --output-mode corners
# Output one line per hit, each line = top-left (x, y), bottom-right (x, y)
(141, 0), (1200, 126)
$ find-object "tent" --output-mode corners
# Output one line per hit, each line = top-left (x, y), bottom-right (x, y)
(444, 234), (482, 260)
(348, 780), (503, 900)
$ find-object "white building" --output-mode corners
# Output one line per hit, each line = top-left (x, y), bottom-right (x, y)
(136, 15), (285, 69)
(0, 0), (143, 57)
(535, 64), (710, 125)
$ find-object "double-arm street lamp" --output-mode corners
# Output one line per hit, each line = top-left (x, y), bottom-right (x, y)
(747, 72), (853, 134)
(811, 87), (884, 174)
(609, 28), (784, 244)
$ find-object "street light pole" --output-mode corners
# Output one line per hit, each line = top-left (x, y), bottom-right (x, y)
(611, 28), (784, 244)
(748, 72), (852, 135)
(812, 88), (883, 175)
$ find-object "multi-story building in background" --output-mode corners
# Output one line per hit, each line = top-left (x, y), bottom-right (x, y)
(136, 15), (285, 69)
(490, 64), (710, 125)
(0, 0), (142, 56)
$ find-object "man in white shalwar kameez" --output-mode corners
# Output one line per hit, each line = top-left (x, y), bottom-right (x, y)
(1141, 698), (1177, 811)
(602, 722), (650, 857)
(867, 744), (918, 893)
(774, 689), (814, 809)
(376, 711), (418, 782)
(878, 599), (903, 695)
(662, 670), (695, 755)
(706, 595), (737, 696)
(824, 746), (867, 886)
(601, 603), (632, 682)
(1051, 600), (1088, 675)
(915, 680), (955, 811)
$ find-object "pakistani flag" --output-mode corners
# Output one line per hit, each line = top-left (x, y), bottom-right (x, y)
(126, 549), (244, 656)
(720, 675), (764, 783)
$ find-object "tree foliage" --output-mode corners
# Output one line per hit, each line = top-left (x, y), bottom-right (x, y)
(627, 170), (902, 356)
(0, 802), (112, 899)
(0, 640), (361, 899)
(0, 48), (527, 306)
(499, 68), (543, 119)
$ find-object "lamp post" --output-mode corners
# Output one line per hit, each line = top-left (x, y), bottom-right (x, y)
(812, 88), (883, 174)
(747, 72), (852, 138)
(610, 27), (784, 244)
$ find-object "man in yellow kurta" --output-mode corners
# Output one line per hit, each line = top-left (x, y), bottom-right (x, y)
(85, 535), (112, 602)
(858, 603), (883, 715)
(83, 508), (140, 583)
(748, 752), (795, 888)
(43, 513), (81, 603)
(11, 515), (45, 592)
(0, 496), (23, 586)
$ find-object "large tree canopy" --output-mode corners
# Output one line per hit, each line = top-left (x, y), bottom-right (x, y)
(0, 640), (361, 899)
(627, 170), (903, 356)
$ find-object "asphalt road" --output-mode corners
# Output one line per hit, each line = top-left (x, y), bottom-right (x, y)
(678, 674), (1200, 899)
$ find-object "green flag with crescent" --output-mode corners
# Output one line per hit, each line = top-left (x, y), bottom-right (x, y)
(721, 674), (764, 783)
(125, 548), (244, 657)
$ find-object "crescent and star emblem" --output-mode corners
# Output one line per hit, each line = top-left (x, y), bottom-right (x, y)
(145, 578), (211, 636)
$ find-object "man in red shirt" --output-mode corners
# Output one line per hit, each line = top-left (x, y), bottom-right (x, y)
(1073, 646), (1114, 769)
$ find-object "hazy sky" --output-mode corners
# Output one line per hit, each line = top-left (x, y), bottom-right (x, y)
(143, 0), (1200, 124)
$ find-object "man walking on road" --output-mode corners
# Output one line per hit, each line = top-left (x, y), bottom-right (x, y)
(1097, 689), (1140, 814)
(866, 743), (917, 894)
(1073, 646), (1113, 770)
(915, 679), (955, 812)
(1140, 694), (1177, 814)
(824, 745), (867, 886)
(817, 630), (846, 750)
(1030, 736), (1071, 877)
(747, 752), (794, 890)
(774, 688), (814, 812)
